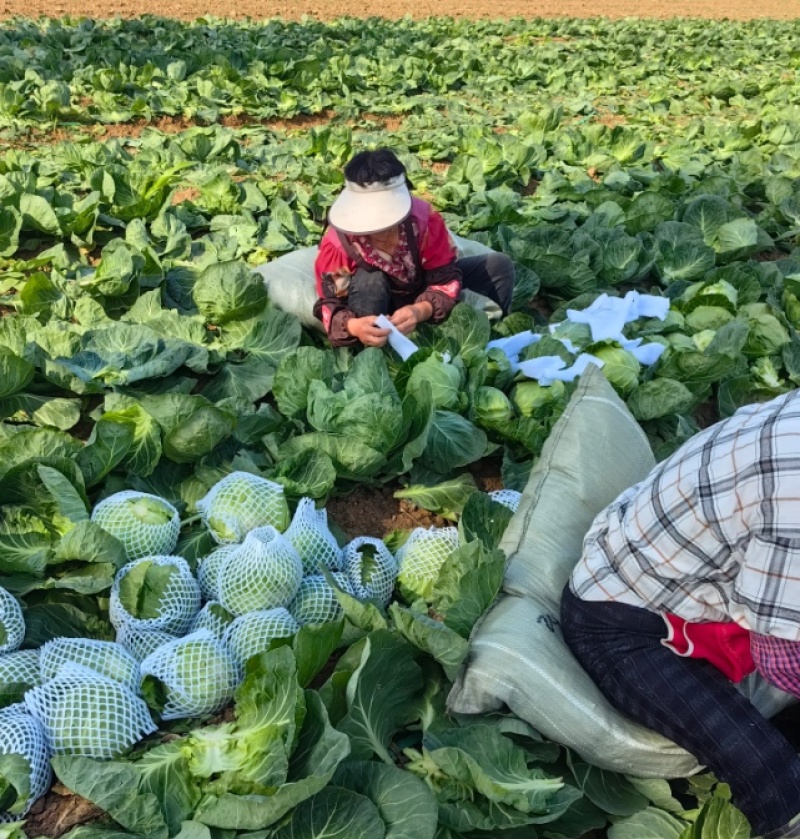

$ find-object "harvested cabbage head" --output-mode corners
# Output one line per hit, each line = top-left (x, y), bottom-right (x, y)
(396, 527), (460, 602)
(91, 491), (180, 560)
(343, 537), (397, 606)
(197, 471), (290, 544)
(223, 608), (299, 672)
(0, 587), (24, 654)
(289, 573), (352, 625)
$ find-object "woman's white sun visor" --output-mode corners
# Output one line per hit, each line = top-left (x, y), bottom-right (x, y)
(328, 173), (412, 235)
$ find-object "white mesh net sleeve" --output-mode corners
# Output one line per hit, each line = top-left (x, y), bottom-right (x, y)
(196, 471), (290, 544)
(190, 602), (235, 639)
(109, 555), (201, 635)
(0, 588), (24, 654)
(343, 537), (397, 606)
(222, 608), (299, 673)
(489, 489), (522, 513)
(39, 639), (140, 693)
(0, 650), (40, 693)
(91, 491), (180, 561)
(289, 573), (352, 625)
(395, 527), (461, 600)
(139, 630), (238, 721)
(0, 706), (51, 817)
(284, 498), (342, 575)
(116, 625), (179, 664)
(217, 527), (303, 616)
(24, 663), (156, 759)
(197, 545), (237, 601)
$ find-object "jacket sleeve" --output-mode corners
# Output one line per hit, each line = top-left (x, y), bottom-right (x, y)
(313, 236), (359, 347)
(414, 209), (462, 323)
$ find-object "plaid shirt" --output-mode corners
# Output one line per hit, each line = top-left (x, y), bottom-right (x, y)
(570, 388), (800, 641)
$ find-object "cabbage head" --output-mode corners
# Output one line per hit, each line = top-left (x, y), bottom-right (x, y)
(406, 354), (465, 411)
(289, 574), (351, 625)
(510, 380), (566, 418)
(743, 314), (790, 358)
(91, 491), (179, 561)
(592, 346), (641, 393)
(396, 527), (460, 602)
(473, 386), (515, 429)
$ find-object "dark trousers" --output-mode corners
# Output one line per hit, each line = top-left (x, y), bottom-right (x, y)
(560, 585), (800, 836)
(347, 253), (516, 318)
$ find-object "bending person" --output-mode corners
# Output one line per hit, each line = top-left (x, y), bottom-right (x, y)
(314, 147), (515, 348)
(562, 389), (800, 838)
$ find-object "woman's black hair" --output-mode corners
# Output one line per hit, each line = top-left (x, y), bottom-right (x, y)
(343, 148), (415, 191)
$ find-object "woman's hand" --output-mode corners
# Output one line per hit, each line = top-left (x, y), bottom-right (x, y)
(391, 302), (433, 335)
(346, 316), (391, 347)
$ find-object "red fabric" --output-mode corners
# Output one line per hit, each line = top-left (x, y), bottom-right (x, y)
(661, 614), (755, 683)
(314, 197), (460, 339)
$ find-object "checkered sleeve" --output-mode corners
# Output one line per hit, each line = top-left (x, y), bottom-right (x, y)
(751, 632), (800, 699)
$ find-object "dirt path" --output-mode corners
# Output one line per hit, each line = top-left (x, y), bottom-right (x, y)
(2, 0), (799, 20)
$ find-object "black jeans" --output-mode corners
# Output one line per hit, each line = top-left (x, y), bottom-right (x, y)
(347, 252), (516, 318)
(560, 585), (800, 836)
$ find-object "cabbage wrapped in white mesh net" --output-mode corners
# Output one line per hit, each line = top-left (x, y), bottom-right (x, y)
(217, 527), (303, 616)
(39, 639), (140, 693)
(139, 630), (238, 721)
(343, 537), (397, 606)
(284, 498), (342, 575)
(396, 527), (460, 601)
(488, 489), (522, 513)
(197, 545), (237, 601)
(0, 650), (40, 695)
(0, 589), (24, 654)
(190, 602), (234, 639)
(24, 663), (155, 758)
(109, 555), (200, 635)
(289, 573), (353, 625)
(223, 608), (299, 672)
(0, 705), (51, 816)
(91, 491), (180, 561)
(115, 625), (178, 664)
(197, 472), (290, 544)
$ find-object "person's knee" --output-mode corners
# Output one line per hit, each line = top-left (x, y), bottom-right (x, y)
(348, 270), (391, 316)
(486, 252), (515, 313)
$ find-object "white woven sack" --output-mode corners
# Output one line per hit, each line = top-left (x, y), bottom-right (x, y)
(284, 498), (342, 575)
(395, 527), (460, 601)
(448, 366), (701, 778)
(109, 555), (201, 635)
(24, 663), (155, 759)
(196, 471), (290, 544)
(289, 573), (352, 625)
(190, 601), (235, 639)
(343, 537), (397, 606)
(0, 706), (51, 817)
(488, 489), (522, 513)
(116, 625), (179, 664)
(254, 235), (501, 332)
(91, 490), (180, 561)
(139, 630), (238, 721)
(39, 639), (140, 693)
(0, 650), (40, 694)
(217, 526), (303, 616)
(0, 588), (24, 654)
(197, 545), (238, 601)
(223, 608), (299, 673)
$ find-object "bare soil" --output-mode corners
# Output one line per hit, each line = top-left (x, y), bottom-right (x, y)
(1, 0), (798, 21)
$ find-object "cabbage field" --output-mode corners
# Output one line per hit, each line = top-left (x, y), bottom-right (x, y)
(2, 11), (800, 839)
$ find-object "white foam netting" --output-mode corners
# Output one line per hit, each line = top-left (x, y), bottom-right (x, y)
(197, 545), (237, 601)
(343, 537), (397, 606)
(284, 498), (342, 575)
(139, 630), (238, 721)
(223, 608), (299, 672)
(0, 705), (51, 817)
(397, 527), (459, 594)
(190, 602), (235, 639)
(197, 471), (290, 544)
(24, 663), (155, 758)
(488, 489), (522, 513)
(0, 650), (40, 691)
(217, 527), (303, 616)
(109, 555), (201, 635)
(116, 625), (179, 664)
(91, 491), (180, 561)
(39, 638), (140, 693)
(289, 573), (352, 625)
(0, 588), (24, 654)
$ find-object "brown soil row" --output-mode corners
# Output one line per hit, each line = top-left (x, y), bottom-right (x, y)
(1, 0), (799, 21)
